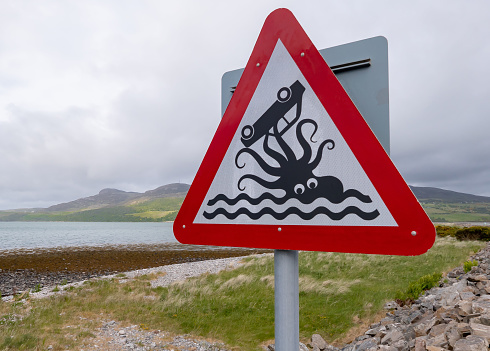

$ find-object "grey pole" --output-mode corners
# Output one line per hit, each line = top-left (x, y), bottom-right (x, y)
(275, 249), (299, 351)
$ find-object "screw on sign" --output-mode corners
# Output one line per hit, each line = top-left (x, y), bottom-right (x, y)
(174, 8), (435, 256)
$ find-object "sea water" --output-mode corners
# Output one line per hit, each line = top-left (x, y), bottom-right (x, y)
(0, 222), (177, 250)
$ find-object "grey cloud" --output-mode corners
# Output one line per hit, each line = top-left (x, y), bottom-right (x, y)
(1, 1), (490, 210)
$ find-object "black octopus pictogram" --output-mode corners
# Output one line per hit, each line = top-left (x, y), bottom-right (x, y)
(204, 80), (379, 221)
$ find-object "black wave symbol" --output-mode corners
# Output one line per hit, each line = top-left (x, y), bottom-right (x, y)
(207, 192), (372, 206)
(203, 206), (380, 221)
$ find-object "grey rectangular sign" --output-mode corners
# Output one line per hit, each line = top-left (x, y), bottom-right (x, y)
(221, 36), (390, 155)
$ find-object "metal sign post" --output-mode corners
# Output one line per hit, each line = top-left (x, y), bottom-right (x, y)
(275, 250), (299, 350)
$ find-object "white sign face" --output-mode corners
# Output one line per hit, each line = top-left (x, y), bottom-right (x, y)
(194, 40), (397, 227)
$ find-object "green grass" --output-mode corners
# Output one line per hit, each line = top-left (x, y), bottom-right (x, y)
(0, 237), (484, 350)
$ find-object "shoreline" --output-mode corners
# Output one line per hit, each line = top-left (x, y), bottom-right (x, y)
(0, 244), (270, 297)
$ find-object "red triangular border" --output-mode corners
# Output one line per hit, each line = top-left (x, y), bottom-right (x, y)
(174, 8), (435, 255)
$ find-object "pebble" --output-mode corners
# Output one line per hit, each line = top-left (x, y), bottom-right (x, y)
(82, 320), (230, 350)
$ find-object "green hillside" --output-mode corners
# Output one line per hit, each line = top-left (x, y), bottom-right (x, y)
(1, 184), (490, 223)
(0, 197), (184, 222)
(421, 202), (490, 223)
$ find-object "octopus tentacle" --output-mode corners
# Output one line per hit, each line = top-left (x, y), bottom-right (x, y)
(273, 123), (296, 162)
(263, 133), (287, 168)
(310, 139), (335, 170)
(235, 148), (282, 176)
(238, 174), (281, 191)
(297, 119), (319, 164)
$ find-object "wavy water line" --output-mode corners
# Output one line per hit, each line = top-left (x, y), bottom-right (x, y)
(203, 206), (380, 221)
(207, 192), (372, 206)
(207, 193), (285, 206)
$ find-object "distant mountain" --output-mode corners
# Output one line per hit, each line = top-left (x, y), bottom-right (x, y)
(410, 186), (490, 203)
(37, 184), (490, 212)
(44, 183), (190, 212)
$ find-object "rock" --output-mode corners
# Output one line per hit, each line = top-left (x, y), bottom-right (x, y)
(456, 322), (472, 337)
(453, 335), (489, 351)
(425, 346), (445, 351)
(479, 314), (490, 325)
(413, 317), (437, 337)
(380, 331), (403, 346)
(414, 337), (426, 351)
(467, 274), (488, 282)
(376, 346), (397, 351)
(428, 323), (447, 337)
(391, 339), (408, 351)
(353, 338), (377, 351)
(456, 299), (473, 315)
(311, 334), (327, 350)
(469, 321), (490, 342)
(425, 332), (448, 349)
(472, 299), (490, 314)
(445, 325), (462, 348)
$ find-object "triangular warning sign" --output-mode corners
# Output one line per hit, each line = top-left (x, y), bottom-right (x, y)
(174, 8), (435, 255)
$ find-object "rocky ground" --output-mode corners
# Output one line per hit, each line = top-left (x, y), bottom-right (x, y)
(0, 244), (269, 296)
(300, 243), (490, 351)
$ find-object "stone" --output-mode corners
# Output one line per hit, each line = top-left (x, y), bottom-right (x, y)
(299, 342), (309, 351)
(391, 339), (408, 351)
(414, 338), (426, 351)
(377, 346), (397, 351)
(311, 334), (327, 350)
(407, 310), (423, 324)
(456, 300), (473, 315)
(479, 314), (490, 325)
(364, 328), (380, 337)
(453, 336), (489, 351)
(439, 291), (461, 306)
(445, 326), (461, 348)
(456, 323), (472, 337)
(413, 317), (437, 337)
(380, 329), (404, 345)
(353, 338), (377, 351)
(467, 274), (488, 282)
(425, 346), (445, 351)
(463, 313), (482, 323)
(425, 333), (448, 348)
(469, 321), (490, 342)
(472, 299), (490, 314)
(428, 323), (447, 337)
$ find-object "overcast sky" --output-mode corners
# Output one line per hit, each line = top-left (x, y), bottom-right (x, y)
(1, 0), (489, 210)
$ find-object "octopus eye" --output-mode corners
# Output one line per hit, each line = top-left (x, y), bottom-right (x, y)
(307, 178), (318, 189)
(294, 184), (305, 195)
